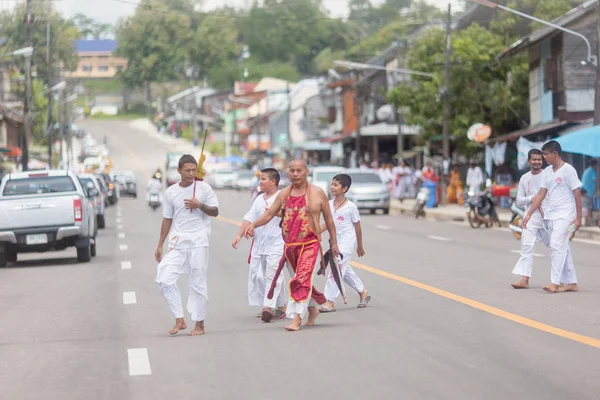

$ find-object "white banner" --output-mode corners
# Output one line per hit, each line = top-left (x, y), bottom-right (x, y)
(517, 137), (544, 170)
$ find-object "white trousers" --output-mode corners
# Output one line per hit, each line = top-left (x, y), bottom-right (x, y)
(546, 219), (578, 286)
(285, 263), (318, 321)
(155, 246), (209, 322)
(248, 253), (287, 309)
(324, 253), (365, 302)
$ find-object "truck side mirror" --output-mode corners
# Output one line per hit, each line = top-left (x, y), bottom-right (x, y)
(87, 188), (99, 198)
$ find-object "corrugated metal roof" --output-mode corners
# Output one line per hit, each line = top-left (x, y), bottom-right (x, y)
(76, 39), (118, 53)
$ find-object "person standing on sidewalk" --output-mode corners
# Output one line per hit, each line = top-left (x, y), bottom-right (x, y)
(523, 141), (582, 293)
(511, 149), (575, 289)
(466, 161), (484, 194)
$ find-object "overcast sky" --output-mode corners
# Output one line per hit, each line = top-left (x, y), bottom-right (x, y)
(36, 0), (464, 25)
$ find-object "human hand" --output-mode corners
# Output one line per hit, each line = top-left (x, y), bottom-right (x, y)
(184, 198), (202, 210)
(155, 246), (163, 263)
(245, 224), (255, 239)
(232, 235), (242, 249)
(571, 217), (582, 231)
(357, 246), (365, 257)
(522, 214), (531, 229)
(331, 243), (340, 258)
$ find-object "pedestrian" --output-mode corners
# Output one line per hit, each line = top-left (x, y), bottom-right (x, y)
(581, 159), (598, 199)
(523, 140), (581, 293)
(318, 173), (370, 312)
(154, 154), (219, 335)
(446, 165), (464, 205)
(511, 149), (575, 289)
(466, 161), (484, 194)
(394, 160), (413, 201)
(232, 168), (288, 323)
(245, 159), (339, 332)
(581, 189), (593, 226)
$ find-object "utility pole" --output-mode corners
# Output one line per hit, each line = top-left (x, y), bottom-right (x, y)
(594, 1), (600, 125)
(396, 105), (404, 161)
(22, 0), (32, 172)
(59, 88), (65, 169)
(442, 2), (452, 162)
(354, 86), (362, 167)
(45, 20), (54, 168)
(286, 82), (291, 159)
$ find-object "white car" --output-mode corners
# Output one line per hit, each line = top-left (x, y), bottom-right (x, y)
(78, 174), (107, 229)
(233, 170), (255, 191)
(208, 169), (236, 189)
(308, 166), (347, 198)
(345, 169), (390, 214)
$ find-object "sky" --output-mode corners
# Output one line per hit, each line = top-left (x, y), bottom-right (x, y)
(44, 0), (465, 25)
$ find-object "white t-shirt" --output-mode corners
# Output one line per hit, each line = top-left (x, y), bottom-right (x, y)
(330, 199), (360, 255)
(540, 163), (582, 221)
(243, 191), (284, 256)
(517, 171), (546, 226)
(163, 181), (219, 248)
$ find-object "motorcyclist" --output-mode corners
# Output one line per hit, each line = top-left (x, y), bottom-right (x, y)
(147, 171), (164, 203)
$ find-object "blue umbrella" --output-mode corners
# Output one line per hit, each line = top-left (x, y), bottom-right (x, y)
(223, 155), (246, 164)
(555, 125), (600, 157)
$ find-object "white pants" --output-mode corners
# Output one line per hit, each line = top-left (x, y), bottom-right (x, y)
(395, 179), (413, 199)
(155, 246), (209, 322)
(546, 219), (578, 286)
(248, 253), (287, 309)
(324, 253), (365, 302)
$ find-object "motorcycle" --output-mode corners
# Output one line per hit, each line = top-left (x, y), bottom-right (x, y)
(508, 199), (576, 241)
(464, 180), (501, 229)
(148, 193), (161, 211)
(414, 185), (431, 219)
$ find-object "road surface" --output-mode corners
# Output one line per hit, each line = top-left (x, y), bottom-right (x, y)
(1, 120), (599, 400)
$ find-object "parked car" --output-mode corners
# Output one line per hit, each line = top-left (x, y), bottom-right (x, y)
(279, 172), (291, 189)
(208, 169), (236, 189)
(166, 153), (183, 186)
(345, 169), (390, 214)
(308, 166), (347, 198)
(233, 170), (255, 191)
(111, 170), (137, 198)
(0, 170), (97, 267)
(78, 174), (107, 229)
(95, 172), (119, 204)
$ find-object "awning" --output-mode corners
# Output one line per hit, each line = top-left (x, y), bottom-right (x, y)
(555, 123), (600, 157)
(485, 120), (574, 144)
(292, 140), (332, 151)
(360, 122), (420, 137)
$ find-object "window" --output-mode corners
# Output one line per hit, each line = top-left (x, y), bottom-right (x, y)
(2, 176), (77, 196)
(81, 65), (92, 72)
(98, 66), (109, 72)
(348, 173), (383, 184)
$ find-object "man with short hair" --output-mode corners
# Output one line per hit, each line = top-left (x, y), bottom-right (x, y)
(155, 154), (219, 335)
(245, 159), (339, 332)
(524, 141), (582, 293)
(466, 161), (484, 194)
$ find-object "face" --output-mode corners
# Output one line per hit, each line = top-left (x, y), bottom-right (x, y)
(288, 161), (308, 185)
(259, 172), (276, 192)
(178, 163), (197, 185)
(528, 154), (543, 171)
(543, 151), (558, 165)
(330, 179), (346, 197)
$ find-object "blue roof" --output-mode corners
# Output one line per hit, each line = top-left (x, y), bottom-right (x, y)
(76, 39), (118, 53)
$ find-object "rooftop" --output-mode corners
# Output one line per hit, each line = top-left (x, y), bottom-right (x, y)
(75, 39), (118, 53)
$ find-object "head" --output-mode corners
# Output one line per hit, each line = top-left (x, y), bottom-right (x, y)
(400, 160), (407, 167)
(469, 161), (476, 169)
(259, 168), (280, 192)
(527, 149), (543, 172)
(452, 164), (459, 171)
(590, 159), (598, 168)
(177, 154), (197, 185)
(541, 140), (563, 166)
(331, 173), (352, 197)
(288, 159), (309, 186)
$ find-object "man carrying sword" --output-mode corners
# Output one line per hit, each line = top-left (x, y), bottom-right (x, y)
(245, 159), (339, 332)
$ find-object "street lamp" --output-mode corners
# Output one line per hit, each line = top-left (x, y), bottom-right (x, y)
(473, 0), (598, 66)
(0, 47), (34, 58)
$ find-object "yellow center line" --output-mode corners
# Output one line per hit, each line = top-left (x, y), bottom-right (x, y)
(111, 130), (600, 350)
(215, 216), (600, 350)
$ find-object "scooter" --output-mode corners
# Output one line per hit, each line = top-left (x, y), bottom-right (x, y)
(414, 185), (431, 219)
(148, 193), (161, 211)
(508, 200), (576, 241)
(464, 180), (501, 228)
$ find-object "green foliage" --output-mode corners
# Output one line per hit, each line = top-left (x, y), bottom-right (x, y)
(208, 59), (300, 89)
(31, 80), (49, 144)
(72, 13), (112, 39)
(82, 79), (124, 95)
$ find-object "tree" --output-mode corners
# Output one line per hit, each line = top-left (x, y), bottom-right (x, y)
(72, 13), (112, 39)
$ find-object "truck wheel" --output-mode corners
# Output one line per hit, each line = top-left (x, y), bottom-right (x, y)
(97, 214), (106, 229)
(383, 208), (390, 215)
(91, 242), (97, 257)
(7, 249), (17, 262)
(0, 252), (7, 268)
(77, 245), (92, 262)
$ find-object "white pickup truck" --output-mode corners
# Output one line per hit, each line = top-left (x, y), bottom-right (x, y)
(0, 170), (98, 267)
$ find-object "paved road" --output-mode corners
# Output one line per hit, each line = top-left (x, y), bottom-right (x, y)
(1, 120), (599, 400)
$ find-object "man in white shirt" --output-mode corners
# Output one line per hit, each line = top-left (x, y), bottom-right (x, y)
(524, 141), (582, 293)
(146, 172), (164, 202)
(394, 160), (413, 201)
(232, 168), (288, 322)
(155, 155), (219, 336)
(466, 161), (484, 194)
(511, 149), (575, 289)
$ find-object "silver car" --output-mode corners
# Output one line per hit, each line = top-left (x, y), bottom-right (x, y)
(78, 174), (107, 229)
(345, 169), (390, 214)
(233, 170), (255, 191)
(308, 166), (347, 199)
(209, 169), (235, 189)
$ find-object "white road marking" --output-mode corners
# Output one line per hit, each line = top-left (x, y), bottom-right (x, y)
(573, 238), (600, 246)
(119, 244), (128, 251)
(127, 348), (152, 376)
(428, 235), (450, 242)
(510, 249), (544, 257)
(118, 233), (126, 239)
(123, 292), (137, 305)
(427, 217), (437, 222)
(117, 224), (124, 230)
(116, 211), (122, 217)
(375, 224), (391, 230)
(117, 218), (122, 224)
(121, 261), (132, 270)
(495, 227), (511, 232)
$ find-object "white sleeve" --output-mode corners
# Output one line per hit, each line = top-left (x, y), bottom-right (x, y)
(516, 176), (532, 207)
(243, 198), (261, 223)
(202, 185), (219, 207)
(350, 203), (361, 223)
(566, 166), (583, 191)
(540, 170), (549, 189)
(163, 191), (174, 219)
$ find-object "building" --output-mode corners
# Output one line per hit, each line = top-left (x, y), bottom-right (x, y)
(68, 40), (127, 79)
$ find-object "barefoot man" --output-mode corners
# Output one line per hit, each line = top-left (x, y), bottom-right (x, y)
(245, 159), (339, 331)
(523, 141), (581, 293)
(155, 155), (219, 335)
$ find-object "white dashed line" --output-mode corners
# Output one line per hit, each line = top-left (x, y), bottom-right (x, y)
(573, 238), (600, 246)
(375, 224), (391, 230)
(123, 292), (137, 305)
(116, 218), (122, 224)
(116, 211), (122, 217)
(119, 244), (128, 251)
(117, 224), (124, 230)
(426, 217), (437, 222)
(510, 249), (543, 257)
(121, 261), (132, 270)
(495, 227), (511, 232)
(118, 233), (126, 239)
(127, 348), (152, 376)
(428, 235), (450, 242)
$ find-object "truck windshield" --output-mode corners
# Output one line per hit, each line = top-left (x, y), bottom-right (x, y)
(2, 176), (77, 196)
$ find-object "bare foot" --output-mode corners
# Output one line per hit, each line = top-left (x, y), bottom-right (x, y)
(168, 318), (187, 335)
(559, 283), (579, 293)
(324, 300), (335, 309)
(285, 315), (302, 331)
(511, 281), (529, 289)
(359, 289), (369, 301)
(188, 321), (205, 336)
(542, 284), (560, 293)
(305, 306), (319, 327)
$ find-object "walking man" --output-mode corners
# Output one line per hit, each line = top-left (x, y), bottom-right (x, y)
(245, 159), (339, 332)
(155, 155), (219, 335)
(523, 141), (581, 293)
(511, 149), (575, 289)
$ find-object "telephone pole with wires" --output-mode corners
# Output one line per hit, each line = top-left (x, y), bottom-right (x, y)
(22, 0), (33, 172)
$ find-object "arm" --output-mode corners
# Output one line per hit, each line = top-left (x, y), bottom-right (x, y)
(515, 178), (532, 208)
(320, 190), (339, 256)
(572, 188), (583, 229)
(523, 187), (547, 228)
(232, 220), (252, 249)
(354, 221), (365, 257)
(245, 192), (283, 237)
(199, 203), (219, 217)
(155, 218), (173, 262)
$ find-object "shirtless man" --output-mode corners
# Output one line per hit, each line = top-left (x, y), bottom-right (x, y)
(245, 159), (339, 331)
